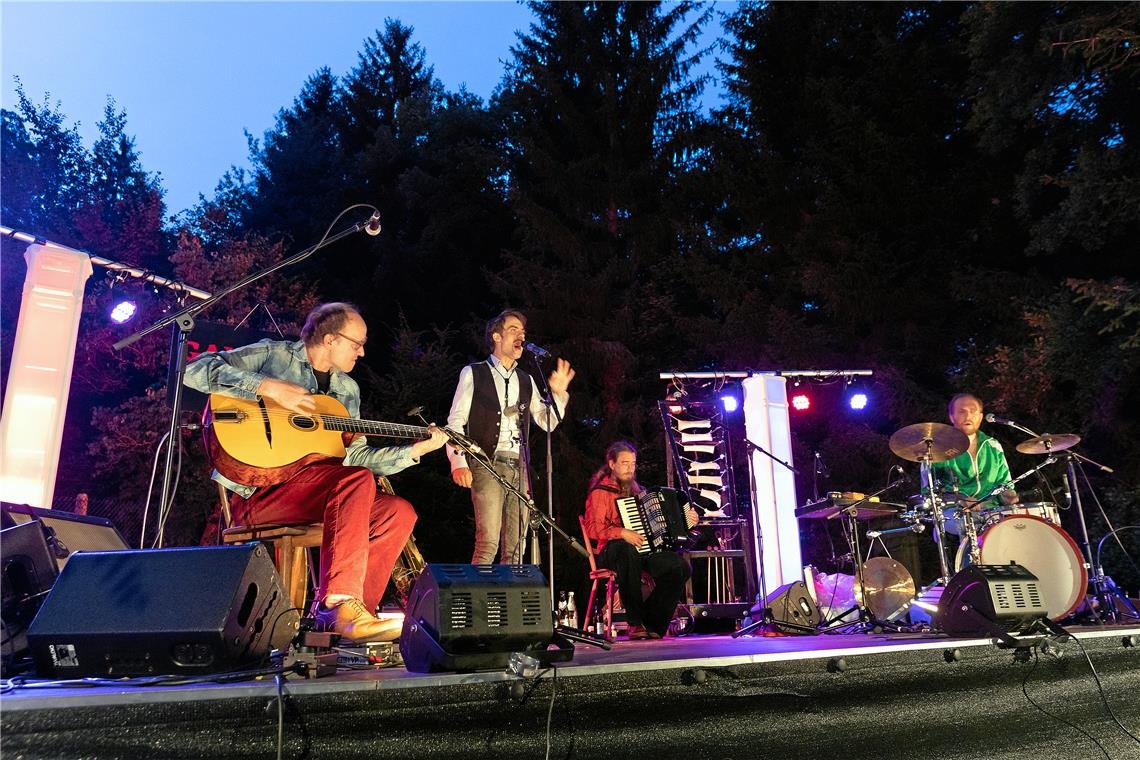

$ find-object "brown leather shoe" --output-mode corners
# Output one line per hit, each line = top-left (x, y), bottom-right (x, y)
(315, 598), (402, 643)
(627, 624), (650, 640)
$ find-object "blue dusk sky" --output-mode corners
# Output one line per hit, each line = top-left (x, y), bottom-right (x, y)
(2, 1), (726, 217)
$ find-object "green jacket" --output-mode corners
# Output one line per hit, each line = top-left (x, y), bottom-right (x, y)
(931, 430), (1013, 506)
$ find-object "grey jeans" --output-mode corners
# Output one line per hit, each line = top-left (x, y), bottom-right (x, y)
(470, 458), (530, 564)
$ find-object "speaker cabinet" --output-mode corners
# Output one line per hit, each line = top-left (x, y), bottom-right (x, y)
(765, 580), (822, 633)
(27, 544), (299, 677)
(1, 504), (129, 570)
(937, 563), (1048, 637)
(400, 564), (570, 673)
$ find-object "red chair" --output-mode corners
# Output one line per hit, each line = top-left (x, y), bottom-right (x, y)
(578, 516), (618, 640)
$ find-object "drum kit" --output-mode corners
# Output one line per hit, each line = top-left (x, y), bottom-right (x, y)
(839, 421), (1094, 628)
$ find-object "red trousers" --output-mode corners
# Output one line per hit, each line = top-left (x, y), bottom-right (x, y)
(230, 462), (416, 612)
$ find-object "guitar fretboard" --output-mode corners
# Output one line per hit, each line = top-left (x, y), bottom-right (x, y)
(318, 415), (428, 439)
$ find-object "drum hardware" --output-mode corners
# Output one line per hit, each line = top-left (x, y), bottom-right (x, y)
(890, 423), (968, 585)
(813, 476), (911, 634)
(1006, 423), (1125, 623)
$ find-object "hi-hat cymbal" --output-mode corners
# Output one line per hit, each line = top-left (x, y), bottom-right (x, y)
(1016, 433), (1081, 455)
(889, 423), (969, 463)
(854, 557), (916, 620)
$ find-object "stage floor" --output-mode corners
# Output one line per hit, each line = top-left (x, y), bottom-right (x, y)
(4, 622), (1139, 709)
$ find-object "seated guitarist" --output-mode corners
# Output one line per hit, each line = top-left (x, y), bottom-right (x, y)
(184, 302), (448, 643)
(582, 440), (693, 640)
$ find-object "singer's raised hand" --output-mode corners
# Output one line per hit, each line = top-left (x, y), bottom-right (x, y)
(548, 358), (575, 396)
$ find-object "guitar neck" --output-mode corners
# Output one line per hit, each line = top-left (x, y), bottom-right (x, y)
(322, 415), (429, 440)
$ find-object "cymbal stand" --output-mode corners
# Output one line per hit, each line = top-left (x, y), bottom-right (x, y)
(919, 456), (953, 585)
(996, 419), (1122, 623)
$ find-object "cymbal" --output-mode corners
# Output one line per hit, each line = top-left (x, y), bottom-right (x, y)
(854, 557), (916, 620)
(1016, 433), (1081, 455)
(889, 423), (969, 463)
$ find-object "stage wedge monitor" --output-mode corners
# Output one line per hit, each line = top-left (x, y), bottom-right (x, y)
(1, 504), (128, 570)
(27, 544), (299, 677)
(764, 580), (822, 633)
(401, 564), (568, 673)
(937, 562), (1048, 637)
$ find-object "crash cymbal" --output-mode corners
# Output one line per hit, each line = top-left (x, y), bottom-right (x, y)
(889, 423), (969, 463)
(854, 557), (916, 620)
(1015, 433), (1081, 455)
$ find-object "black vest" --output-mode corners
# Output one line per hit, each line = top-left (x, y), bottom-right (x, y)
(468, 361), (533, 457)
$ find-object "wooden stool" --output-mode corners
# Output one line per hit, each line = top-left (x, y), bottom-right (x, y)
(216, 483), (322, 612)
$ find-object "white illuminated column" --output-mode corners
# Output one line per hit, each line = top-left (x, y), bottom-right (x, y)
(0, 243), (93, 507)
(742, 375), (802, 590)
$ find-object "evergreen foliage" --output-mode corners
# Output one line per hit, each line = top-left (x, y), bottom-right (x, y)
(1, 1), (1136, 588)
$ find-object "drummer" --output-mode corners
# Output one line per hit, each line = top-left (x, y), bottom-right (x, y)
(932, 393), (1018, 533)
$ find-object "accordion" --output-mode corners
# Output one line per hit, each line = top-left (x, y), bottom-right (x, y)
(615, 487), (698, 554)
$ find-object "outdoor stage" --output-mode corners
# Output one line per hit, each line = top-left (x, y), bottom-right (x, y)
(3, 624), (1139, 760)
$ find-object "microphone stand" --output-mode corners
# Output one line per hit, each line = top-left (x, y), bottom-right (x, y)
(112, 205), (381, 547)
(527, 352), (563, 602)
(447, 433), (588, 563)
(734, 438), (801, 637)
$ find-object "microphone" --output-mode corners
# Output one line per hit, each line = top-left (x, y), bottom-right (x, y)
(814, 452), (830, 477)
(364, 211), (382, 237)
(523, 341), (551, 358)
(984, 413), (1014, 426)
(406, 406), (425, 418)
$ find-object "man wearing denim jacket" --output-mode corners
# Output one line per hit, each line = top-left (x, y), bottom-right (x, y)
(185, 302), (448, 642)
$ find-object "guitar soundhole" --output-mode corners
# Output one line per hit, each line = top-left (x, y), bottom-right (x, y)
(291, 415), (318, 431)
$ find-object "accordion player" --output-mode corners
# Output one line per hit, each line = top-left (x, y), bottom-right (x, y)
(615, 487), (699, 554)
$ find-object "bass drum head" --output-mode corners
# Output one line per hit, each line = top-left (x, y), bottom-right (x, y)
(973, 515), (1087, 621)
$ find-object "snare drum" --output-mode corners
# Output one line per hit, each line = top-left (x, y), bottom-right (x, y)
(954, 514), (1086, 620)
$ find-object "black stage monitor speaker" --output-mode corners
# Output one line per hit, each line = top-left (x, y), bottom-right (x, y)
(765, 580), (822, 633)
(1, 504), (129, 570)
(937, 563), (1048, 637)
(1, 522), (61, 659)
(400, 564), (571, 673)
(27, 544), (299, 677)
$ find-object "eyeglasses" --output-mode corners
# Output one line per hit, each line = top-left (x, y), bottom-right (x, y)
(336, 331), (367, 350)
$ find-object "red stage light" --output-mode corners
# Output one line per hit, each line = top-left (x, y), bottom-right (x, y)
(791, 393), (811, 411)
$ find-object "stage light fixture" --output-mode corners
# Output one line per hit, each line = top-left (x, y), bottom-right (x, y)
(848, 392), (869, 411)
(720, 394), (739, 413)
(791, 393), (811, 411)
(109, 299), (138, 324)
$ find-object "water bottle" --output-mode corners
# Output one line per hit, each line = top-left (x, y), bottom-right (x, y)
(566, 591), (577, 629)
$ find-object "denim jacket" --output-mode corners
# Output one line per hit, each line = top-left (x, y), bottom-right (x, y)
(184, 338), (418, 497)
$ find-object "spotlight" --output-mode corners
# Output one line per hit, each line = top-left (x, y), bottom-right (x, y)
(721, 394), (739, 413)
(791, 393), (811, 411)
(848, 392), (868, 411)
(109, 299), (138, 324)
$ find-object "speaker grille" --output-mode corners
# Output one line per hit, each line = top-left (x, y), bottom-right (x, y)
(521, 591), (544, 626)
(486, 591), (509, 627)
(449, 592), (474, 629)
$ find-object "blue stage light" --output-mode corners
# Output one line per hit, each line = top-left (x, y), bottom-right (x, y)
(721, 394), (739, 413)
(849, 392), (869, 411)
(109, 300), (138, 324)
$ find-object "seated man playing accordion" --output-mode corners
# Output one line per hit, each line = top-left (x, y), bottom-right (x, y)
(582, 440), (694, 640)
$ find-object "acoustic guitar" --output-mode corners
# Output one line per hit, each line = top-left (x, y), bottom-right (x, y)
(203, 394), (471, 488)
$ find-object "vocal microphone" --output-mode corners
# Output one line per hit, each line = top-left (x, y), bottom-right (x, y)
(984, 413), (1014, 426)
(814, 452), (830, 477)
(406, 406), (425, 418)
(523, 341), (551, 358)
(365, 211), (382, 236)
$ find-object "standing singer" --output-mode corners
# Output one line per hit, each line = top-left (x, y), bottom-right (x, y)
(446, 309), (574, 564)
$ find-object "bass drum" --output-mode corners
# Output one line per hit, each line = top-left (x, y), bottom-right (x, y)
(955, 514), (1087, 621)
